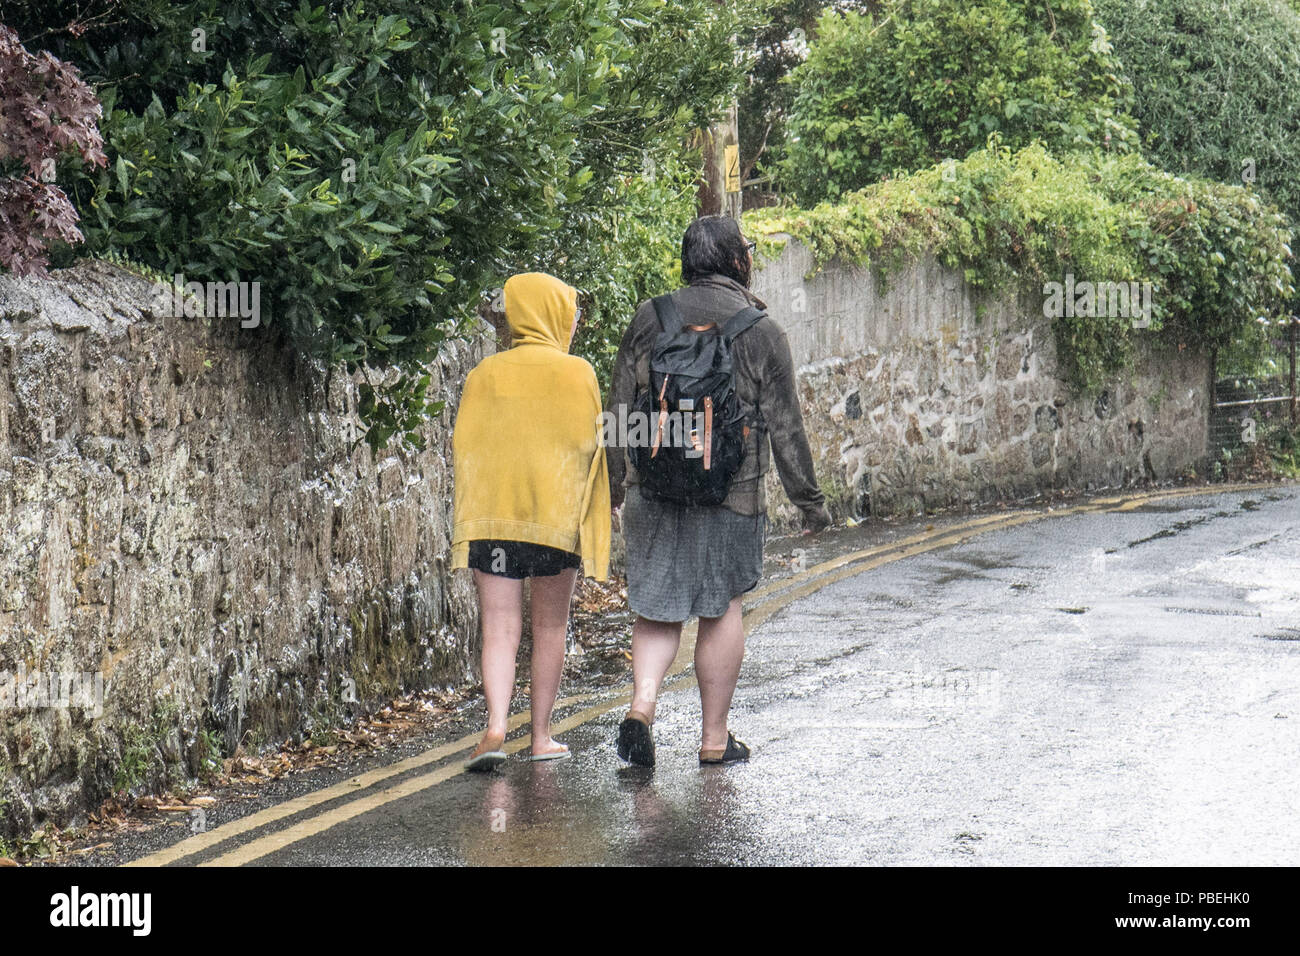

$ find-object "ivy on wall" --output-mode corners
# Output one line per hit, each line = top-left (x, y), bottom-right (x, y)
(748, 142), (1294, 393)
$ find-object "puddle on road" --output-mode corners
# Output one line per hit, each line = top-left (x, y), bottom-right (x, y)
(1124, 491), (1294, 548)
(1226, 534), (1283, 556)
(1161, 605), (1262, 618)
(854, 592), (918, 610)
(930, 550), (1044, 586)
(1127, 514), (1213, 548)
(1137, 492), (1287, 515)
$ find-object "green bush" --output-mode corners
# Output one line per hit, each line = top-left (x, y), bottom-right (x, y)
(565, 150), (700, 388)
(749, 142), (1293, 392)
(1092, 0), (1300, 235)
(7, 1), (748, 447)
(738, 0), (869, 191)
(777, 0), (1139, 206)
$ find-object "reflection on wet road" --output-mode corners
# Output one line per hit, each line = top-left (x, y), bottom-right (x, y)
(246, 488), (1300, 865)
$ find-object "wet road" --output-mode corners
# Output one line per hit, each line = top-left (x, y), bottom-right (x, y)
(145, 486), (1300, 866)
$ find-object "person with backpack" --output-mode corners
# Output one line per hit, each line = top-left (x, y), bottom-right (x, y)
(606, 216), (830, 767)
(452, 272), (611, 771)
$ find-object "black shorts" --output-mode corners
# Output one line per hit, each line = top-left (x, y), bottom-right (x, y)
(467, 539), (581, 579)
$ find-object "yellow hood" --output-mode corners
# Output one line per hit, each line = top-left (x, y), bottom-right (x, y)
(505, 272), (578, 351)
(450, 271), (610, 580)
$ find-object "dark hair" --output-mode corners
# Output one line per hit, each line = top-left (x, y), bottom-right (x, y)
(680, 215), (751, 287)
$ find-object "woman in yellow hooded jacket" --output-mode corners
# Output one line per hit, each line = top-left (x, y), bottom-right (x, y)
(452, 272), (610, 770)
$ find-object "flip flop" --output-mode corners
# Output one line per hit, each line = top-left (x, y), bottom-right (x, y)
(465, 749), (507, 772)
(529, 745), (572, 762)
(617, 711), (655, 767)
(699, 732), (750, 765)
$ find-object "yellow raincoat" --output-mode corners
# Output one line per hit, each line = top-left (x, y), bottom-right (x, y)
(450, 273), (610, 580)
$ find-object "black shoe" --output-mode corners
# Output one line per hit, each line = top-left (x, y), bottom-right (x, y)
(699, 732), (750, 765)
(617, 712), (655, 767)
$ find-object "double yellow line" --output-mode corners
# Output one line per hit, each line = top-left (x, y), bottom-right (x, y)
(124, 482), (1279, 867)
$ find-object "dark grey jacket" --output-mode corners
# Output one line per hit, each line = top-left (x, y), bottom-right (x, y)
(605, 274), (831, 530)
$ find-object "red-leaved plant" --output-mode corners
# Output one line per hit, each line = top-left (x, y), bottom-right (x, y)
(0, 23), (107, 276)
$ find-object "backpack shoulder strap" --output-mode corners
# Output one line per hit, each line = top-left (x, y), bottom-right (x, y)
(721, 305), (766, 344)
(651, 293), (685, 335)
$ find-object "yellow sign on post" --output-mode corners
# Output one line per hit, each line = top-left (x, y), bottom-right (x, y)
(724, 144), (741, 193)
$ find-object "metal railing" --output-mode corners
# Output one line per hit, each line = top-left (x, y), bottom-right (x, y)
(1209, 317), (1299, 457)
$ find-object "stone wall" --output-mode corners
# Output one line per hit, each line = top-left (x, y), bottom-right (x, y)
(753, 240), (1211, 523)
(0, 244), (1215, 838)
(0, 260), (489, 838)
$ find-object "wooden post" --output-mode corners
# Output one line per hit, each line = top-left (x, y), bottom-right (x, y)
(695, 102), (742, 220)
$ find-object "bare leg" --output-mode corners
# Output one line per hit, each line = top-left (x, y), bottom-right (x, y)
(528, 567), (578, 756)
(695, 597), (744, 751)
(471, 569), (523, 757)
(629, 615), (683, 723)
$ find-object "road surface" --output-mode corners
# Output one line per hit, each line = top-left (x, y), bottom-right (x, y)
(121, 485), (1300, 866)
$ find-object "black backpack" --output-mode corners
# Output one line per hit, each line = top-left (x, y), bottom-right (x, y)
(628, 293), (766, 506)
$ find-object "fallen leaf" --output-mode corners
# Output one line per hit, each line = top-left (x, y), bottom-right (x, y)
(71, 843), (113, 855)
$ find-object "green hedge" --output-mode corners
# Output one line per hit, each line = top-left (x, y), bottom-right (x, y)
(6, 0), (748, 448)
(777, 0), (1140, 206)
(749, 142), (1294, 392)
(1093, 0), (1300, 237)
